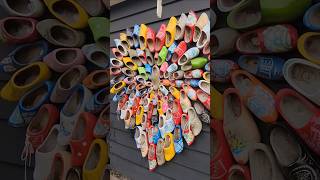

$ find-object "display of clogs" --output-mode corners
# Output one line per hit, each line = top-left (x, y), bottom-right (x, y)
(110, 11), (210, 172)
(212, 2), (320, 180)
(0, 2), (110, 180)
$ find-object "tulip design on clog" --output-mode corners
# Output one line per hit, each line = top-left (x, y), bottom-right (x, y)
(223, 88), (261, 164)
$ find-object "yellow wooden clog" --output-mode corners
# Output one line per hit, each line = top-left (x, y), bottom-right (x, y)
(120, 32), (130, 50)
(0, 62), (51, 101)
(83, 139), (109, 180)
(164, 133), (175, 161)
(165, 17), (177, 47)
(157, 100), (164, 115)
(136, 106), (144, 125)
(212, 85), (223, 120)
(110, 81), (126, 94)
(139, 24), (148, 50)
(123, 57), (138, 71)
(44, 0), (88, 29)
(169, 86), (180, 99)
(297, 32), (320, 65)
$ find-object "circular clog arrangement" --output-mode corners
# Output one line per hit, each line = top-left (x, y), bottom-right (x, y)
(110, 11), (211, 171)
(0, 0), (109, 180)
(212, 0), (320, 179)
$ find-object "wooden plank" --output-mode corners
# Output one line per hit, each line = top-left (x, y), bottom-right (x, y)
(109, 139), (210, 174)
(110, 0), (209, 32)
(110, 141), (210, 179)
(110, 126), (210, 154)
(110, 9), (210, 48)
(110, 0), (177, 21)
(110, 153), (173, 180)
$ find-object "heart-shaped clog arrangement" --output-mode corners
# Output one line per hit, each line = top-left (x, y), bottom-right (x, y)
(110, 11), (210, 171)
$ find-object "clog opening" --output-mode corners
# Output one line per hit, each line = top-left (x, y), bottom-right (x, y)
(4, 18), (33, 38)
(289, 63), (320, 95)
(85, 143), (101, 170)
(280, 94), (313, 129)
(22, 83), (47, 108)
(250, 149), (271, 180)
(52, 1), (80, 24)
(304, 35), (320, 61)
(14, 43), (43, 65)
(71, 116), (86, 140)
(28, 107), (49, 133)
(51, 26), (76, 45)
(92, 72), (108, 84)
(14, 65), (40, 86)
(91, 51), (108, 66)
(56, 49), (77, 64)
(7, 0), (30, 14)
(60, 67), (81, 89)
